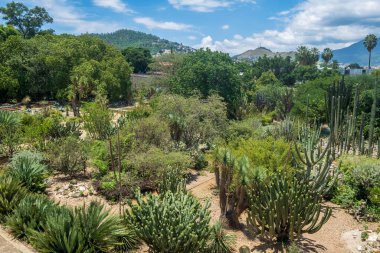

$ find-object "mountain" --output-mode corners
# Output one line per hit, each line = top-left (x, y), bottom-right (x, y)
(233, 47), (295, 61)
(332, 39), (380, 66)
(93, 29), (193, 55)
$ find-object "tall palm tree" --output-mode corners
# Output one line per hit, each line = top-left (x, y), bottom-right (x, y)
(321, 48), (333, 65)
(363, 34), (378, 69)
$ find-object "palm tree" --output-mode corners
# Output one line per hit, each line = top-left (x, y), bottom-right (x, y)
(321, 48), (333, 65)
(295, 46), (320, 66)
(363, 34), (378, 69)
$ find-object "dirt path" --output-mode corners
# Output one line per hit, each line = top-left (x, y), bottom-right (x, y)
(189, 171), (366, 253)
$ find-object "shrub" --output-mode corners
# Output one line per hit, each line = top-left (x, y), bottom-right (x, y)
(0, 110), (21, 156)
(6, 194), (59, 240)
(332, 185), (357, 207)
(46, 137), (87, 177)
(82, 102), (113, 140)
(9, 150), (47, 192)
(0, 176), (27, 221)
(127, 191), (211, 253)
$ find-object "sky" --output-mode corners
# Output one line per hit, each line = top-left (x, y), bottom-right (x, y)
(2, 0), (380, 55)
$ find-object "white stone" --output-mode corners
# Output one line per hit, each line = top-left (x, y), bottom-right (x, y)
(357, 245), (365, 251)
(78, 186), (86, 192)
(368, 233), (378, 242)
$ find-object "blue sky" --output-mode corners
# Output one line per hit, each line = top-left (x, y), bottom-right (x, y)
(3, 0), (380, 54)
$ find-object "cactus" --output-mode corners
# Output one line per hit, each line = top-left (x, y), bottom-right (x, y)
(246, 174), (332, 242)
(368, 76), (378, 156)
(239, 246), (250, 253)
(158, 166), (186, 194)
(127, 190), (212, 253)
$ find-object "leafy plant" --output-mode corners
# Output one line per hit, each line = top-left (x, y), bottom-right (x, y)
(9, 150), (47, 192)
(127, 190), (211, 253)
(206, 222), (236, 253)
(6, 194), (59, 240)
(0, 176), (27, 221)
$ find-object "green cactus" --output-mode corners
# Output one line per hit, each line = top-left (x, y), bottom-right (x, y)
(158, 166), (186, 194)
(246, 174), (332, 242)
(368, 75), (378, 155)
(126, 190), (211, 253)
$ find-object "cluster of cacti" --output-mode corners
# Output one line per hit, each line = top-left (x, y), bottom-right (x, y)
(127, 190), (212, 253)
(158, 166), (186, 193)
(246, 174), (332, 241)
(326, 75), (379, 158)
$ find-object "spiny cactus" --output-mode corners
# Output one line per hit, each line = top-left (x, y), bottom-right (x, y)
(127, 190), (211, 253)
(246, 174), (332, 242)
(158, 166), (186, 194)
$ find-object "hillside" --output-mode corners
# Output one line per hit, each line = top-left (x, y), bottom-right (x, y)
(93, 29), (193, 54)
(333, 39), (380, 66)
(233, 47), (295, 61)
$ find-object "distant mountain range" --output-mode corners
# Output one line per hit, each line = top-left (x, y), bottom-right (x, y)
(332, 39), (380, 66)
(93, 29), (193, 55)
(233, 47), (295, 61)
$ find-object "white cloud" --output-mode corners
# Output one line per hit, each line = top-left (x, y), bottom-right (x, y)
(188, 35), (197, 40)
(26, 0), (123, 33)
(222, 24), (229, 30)
(92, 0), (133, 13)
(134, 17), (192, 30)
(168, 0), (255, 12)
(194, 0), (380, 54)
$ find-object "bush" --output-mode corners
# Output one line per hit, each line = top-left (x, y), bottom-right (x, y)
(82, 102), (113, 140)
(46, 137), (87, 177)
(0, 176), (27, 221)
(206, 222), (236, 253)
(127, 190), (211, 253)
(125, 148), (192, 191)
(6, 194), (59, 240)
(9, 150), (47, 192)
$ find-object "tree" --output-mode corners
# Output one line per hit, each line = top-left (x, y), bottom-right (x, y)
(348, 63), (361, 69)
(122, 47), (152, 73)
(363, 34), (378, 69)
(295, 46), (319, 66)
(0, 1), (53, 39)
(171, 48), (243, 118)
(0, 24), (19, 41)
(321, 48), (333, 65)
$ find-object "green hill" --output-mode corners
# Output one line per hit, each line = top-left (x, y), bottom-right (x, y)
(93, 29), (193, 54)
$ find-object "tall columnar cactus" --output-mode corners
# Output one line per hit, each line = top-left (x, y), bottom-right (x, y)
(246, 174), (332, 242)
(127, 191), (211, 253)
(368, 76), (378, 155)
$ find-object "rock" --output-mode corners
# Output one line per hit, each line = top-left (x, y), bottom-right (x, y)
(368, 233), (378, 242)
(78, 186), (86, 192)
(357, 245), (365, 251)
(82, 190), (89, 197)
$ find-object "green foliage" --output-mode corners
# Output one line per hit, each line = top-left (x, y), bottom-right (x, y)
(0, 110), (21, 156)
(0, 176), (27, 221)
(82, 102), (113, 140)
(206, 222), (236, 253)
(125, 147), (192, 191)
(9, 150), (47, 192)
(332, 184), (357, 207)
(122, 47), (152, 73)
(0, 2), (53, 39)
(127, 190), (211, 253)
(46, 137), (87, 176)
(295, 46), (319, 66)
(6, 194), (59, 240)
(155, 94), (228, 149)
(170, 48), (243, 118)
(321, 48), (334, 65)
(93, 29), (192, 54)
(31, 202), (129, 253)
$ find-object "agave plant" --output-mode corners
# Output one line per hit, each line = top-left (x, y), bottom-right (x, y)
(6, 194), (58, 240)
(9, 150), (47, 192)
(0, 110), (21, 156)
(30, 208), (86, 253)
(206, 222), (236, 253)
(74, 202), (127, 253)
(0, 176), (27, 221)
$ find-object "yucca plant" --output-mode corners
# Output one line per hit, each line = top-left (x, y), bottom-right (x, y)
(9, 150), (47, 192)
(74, 202), (127, 253)
(6, 194), (58, 240)
(30, 208), (86, 253)
(206, 222), (236, 253)
(0, 176), (27, 221)
(127, 190), (211, 253)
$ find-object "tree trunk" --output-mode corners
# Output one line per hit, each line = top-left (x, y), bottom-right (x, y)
(369, 50), (372, 70)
